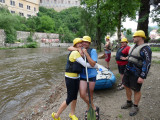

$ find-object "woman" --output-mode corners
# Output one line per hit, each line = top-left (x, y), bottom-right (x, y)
(52, 38), (98, 120)
(115, 37), (130, 90)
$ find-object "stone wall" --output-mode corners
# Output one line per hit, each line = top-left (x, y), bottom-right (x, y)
(0, 29), (5, 47)
(0, 30), (59, 47)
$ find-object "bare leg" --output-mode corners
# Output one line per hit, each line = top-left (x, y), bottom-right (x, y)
(120, 74), (124, 87)
(54, 101), (67, 118)
(106, 62), (109, 68)
(124, 85), (132, 101)
(79, 80), (89, 109)
(70, 100), (77, 115)
(134, 91), (141, 105)
(89, 81), (96, 110)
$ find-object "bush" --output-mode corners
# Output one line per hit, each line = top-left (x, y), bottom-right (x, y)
(26, 42), (38, 48)
(27, 35), (33, 42)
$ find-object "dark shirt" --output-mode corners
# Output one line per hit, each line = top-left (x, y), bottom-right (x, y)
(126, 46), (152, 79)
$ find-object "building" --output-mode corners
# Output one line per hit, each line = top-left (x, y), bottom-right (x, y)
(0, 0), (40, 18)
(40, 0), (80, 12)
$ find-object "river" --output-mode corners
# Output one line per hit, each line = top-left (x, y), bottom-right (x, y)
(0, 47), (68, 120)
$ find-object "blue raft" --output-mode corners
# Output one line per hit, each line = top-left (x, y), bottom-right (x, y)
(95, 64), (116, 90)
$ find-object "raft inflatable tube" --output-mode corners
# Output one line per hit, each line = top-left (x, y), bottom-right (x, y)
(95, 64), (116, 90)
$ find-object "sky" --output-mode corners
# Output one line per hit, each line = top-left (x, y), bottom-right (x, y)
(122, 6), (158, 30)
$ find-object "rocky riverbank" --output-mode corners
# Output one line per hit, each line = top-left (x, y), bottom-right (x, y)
(14, 52), (160, 120)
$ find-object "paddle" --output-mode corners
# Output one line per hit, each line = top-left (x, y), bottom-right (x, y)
(84, 55), (96, 120)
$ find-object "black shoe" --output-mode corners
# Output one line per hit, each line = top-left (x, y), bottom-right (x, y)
(129, 106), (139, 116)
(121, 101), (133, 109)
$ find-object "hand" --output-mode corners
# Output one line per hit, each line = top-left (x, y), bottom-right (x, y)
(82, 48), (87, 55)
(78, 48), (84, 56)
(120, 57), (127, 60)
(137, 77), (144, 84)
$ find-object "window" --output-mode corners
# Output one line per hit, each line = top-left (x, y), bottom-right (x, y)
(0, 0), (5, 3)
(19, 12), (24, 16)
(54, 0), (56, 4)
(27, 5), (31, 10)
(75, 1), (77, 5)
(61, 0), (63, 3)
(40, 0), (42, 3)
(34, 7), (36, 11)
(19, 3), (23, 8)
(11, 11), (15, 13)
(68, 1), (70, 4)
(10, 0), (15, 6)
(27, 14), (31, 17)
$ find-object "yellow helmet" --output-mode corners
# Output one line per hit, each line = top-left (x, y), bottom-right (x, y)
(106, 35), (110, 39)
(73, 38), (82, 46)
(133, 30), (146, 39)
(121, 37), (128, 43)
(82, 36), (91, 43)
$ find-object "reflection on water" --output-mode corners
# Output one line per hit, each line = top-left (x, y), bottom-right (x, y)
(0, 47), (68, 120)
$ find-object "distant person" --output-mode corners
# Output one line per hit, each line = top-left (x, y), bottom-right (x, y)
(116, 37), (130, 90)
(104, 35), (112, 69)
(52, 38), (98, 120)
(121, 30), (152, 116)
(68, 36), (99, 120)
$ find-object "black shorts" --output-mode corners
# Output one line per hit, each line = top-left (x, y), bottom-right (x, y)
(123, 70), (142, 92)
(118, 65), (126, 74)
(80, 77), (96, 82)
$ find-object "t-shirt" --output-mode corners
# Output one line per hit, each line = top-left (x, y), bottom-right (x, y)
(80, 49), (98, 78)
(116, 46), (130, 65)
(65, 51), (81, 78)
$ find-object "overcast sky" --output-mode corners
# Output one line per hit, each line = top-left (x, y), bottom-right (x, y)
(122, 6), (158, 30)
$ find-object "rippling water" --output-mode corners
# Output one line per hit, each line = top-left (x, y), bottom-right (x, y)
(0, 47), (68, 120)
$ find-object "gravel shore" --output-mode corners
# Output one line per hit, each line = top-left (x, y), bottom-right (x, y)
(15, 52), (160, 120)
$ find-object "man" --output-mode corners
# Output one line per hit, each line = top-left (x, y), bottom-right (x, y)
(104, 35), (112, 69)
(68, 36), (99, 120)
(121, 30), (152, 116)
(116, 37), (130, 90)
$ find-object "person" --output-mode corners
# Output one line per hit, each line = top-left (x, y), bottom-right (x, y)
(68, 36), (99, 120)
(104, 35), (112, 69)
(115, 37), (130, 90)
(121, 30), (152, 116)
(52, 38), (98, 120)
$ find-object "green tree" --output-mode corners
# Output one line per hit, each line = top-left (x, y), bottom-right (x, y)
(38, 15), (55, 33)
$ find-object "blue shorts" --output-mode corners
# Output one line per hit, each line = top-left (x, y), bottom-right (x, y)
(80, 77), (96, 82)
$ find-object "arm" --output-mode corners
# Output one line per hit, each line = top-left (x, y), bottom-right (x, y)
(76, 57), (98, 68)
(138, 47), (152, 81)
(82, 48), (97, 67)
(68, 46), (83, 56)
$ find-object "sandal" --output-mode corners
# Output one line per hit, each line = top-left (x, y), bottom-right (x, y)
(84, 110), (88, 120)
(117, 86), (124, 90)
(95, 106), (100, 120)
(117, 83), (122, 87)
(51, 112), (61, 120)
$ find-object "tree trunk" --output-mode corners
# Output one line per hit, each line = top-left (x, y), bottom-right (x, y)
(117, 11), (122, 42)
(137, 0), (150, 43)
(96, 0), (102, 51)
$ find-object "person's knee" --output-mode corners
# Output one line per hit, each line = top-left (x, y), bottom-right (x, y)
(80, 92), (86, 99)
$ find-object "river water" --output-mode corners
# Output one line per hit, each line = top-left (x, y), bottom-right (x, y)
(0, 47), (68, 120)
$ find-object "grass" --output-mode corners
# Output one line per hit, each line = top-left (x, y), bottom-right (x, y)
(152, 60), (160, 64)
(151, 47), (160, 51)
(0, 42), (38, 50)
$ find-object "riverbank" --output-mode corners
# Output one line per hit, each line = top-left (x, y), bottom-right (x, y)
(14, 52), (160, 120)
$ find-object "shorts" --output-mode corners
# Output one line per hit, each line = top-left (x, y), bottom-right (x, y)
(105, 50), (111, 62)
(118, 65), (126, 74)
(80, 77), (96, 82)
(123, 70), (142, 92)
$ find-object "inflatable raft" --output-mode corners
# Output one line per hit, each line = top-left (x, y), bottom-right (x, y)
(95, 64), (116, 90)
